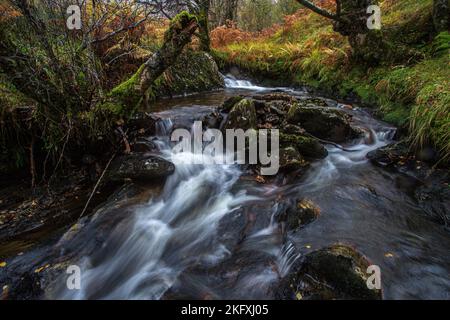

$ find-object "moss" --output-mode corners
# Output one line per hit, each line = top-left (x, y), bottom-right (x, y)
(280, 133), (328, 159)
(108, 64), (146, 114)
(150, 50), (224, 100)
(213, 0), (450, 160)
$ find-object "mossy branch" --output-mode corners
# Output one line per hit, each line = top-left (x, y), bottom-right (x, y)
(109, 11), (199, 114)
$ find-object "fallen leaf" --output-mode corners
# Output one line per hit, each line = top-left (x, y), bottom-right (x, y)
(255, 175), (266, 183)
(385, 252), (394, 258)
(296, 292), (303, 300)
(0, 261), (6, 267)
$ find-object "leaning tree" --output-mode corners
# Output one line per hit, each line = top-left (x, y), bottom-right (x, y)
(295, 0), (385, 63)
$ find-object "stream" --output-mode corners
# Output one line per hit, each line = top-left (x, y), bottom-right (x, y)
(3, 77), (450, 300)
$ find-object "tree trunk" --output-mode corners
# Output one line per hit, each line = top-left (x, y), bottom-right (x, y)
(433, 0), (450, 32)
(197, 0), (211, 52)
(110, 12), (199, 109)
(139, 12), (199, 95)
(296, 0), (385, 64)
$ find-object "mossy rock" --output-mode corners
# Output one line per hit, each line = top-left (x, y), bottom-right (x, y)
(223, 98), (257, 130)
(276, 198), (319, 231)
(276, 244), (382, 300)
(287, 104), (360, 143)
(280, 133), (328, 159)
(107, 154), (175, 183)
(220, 95), (244, 112)
(279, 146), (309, 173)
(152, 50), (224, 99)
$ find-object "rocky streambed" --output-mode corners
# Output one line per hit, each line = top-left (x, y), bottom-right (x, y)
(0, 78), (449, 300)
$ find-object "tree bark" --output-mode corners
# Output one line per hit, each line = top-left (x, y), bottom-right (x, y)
(197, 0), (211, 52)
(433, 0), (450, 32)
(139, 12), (199, 96)
(110, 12), (199, 109)
(296, 0), (385, 64)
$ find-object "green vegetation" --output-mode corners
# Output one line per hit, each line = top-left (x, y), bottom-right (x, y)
(212, 0), (450, 161)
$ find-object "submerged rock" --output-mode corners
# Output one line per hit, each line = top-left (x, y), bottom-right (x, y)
(108, 154), (175, 182)
(276, 198), (319, 231)
(287, 104), (360, 142)
(276, 245), (382, 300)
(415, 179), (450, 227)
(223, 98), (257, 130)
(287, 199), (320, 230)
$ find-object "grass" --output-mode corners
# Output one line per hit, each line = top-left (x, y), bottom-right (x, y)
(212, 0), (450, 162)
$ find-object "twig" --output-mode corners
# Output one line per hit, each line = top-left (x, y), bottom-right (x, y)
(78, 152), (116, 220)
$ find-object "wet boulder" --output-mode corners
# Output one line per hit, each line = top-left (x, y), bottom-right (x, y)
(276, 245), (382, 300)
(279, 147), (310, 173)
(287, 104), (360, 142)
(223, 98), (257, 130)
(286, 199), (320, 230)
(107, 154), (175, 183)
(280, 133), (328, 159)
(276, 198), (319, 231)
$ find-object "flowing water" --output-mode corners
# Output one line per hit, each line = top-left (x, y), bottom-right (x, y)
(7, 77), (450, 299)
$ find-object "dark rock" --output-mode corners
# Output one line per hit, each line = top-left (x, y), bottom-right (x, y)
(126, 112), (158, 136)
(108, 154), (175, 182)
(5, 272), (43, 300)
(276, 245), (382, 300)
(285, 199), (320, 230)
(217, 209), (247, 251)
(279, 147), (310, 173)
(415, 179), (450, 227)
(201, 110), (223, 129)
(223, 98), (257, 130)
(153, 51), (224, 98)
(287, 104), (360, 142)
(130, 139), (159, 153)
(221, 96), (244, 113)
(280, 133), (328, 159)
(252, 93), (298, 103)
(366, 142), (409, 167)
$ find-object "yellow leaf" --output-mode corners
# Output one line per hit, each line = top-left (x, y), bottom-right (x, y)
(385, 252), (394, 258)
(296, 292), (303, 300)
(0, 261), (6, 267)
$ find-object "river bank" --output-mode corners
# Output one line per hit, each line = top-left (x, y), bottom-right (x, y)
(210, 0), (450, 164)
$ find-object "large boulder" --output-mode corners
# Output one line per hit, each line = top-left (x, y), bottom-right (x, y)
(153, 50), (224, 98)
(276, 245), (382, 300)
(287, 104), (360, 142)
(107, 154), (175, 182)
(223, 98), (257, 130)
